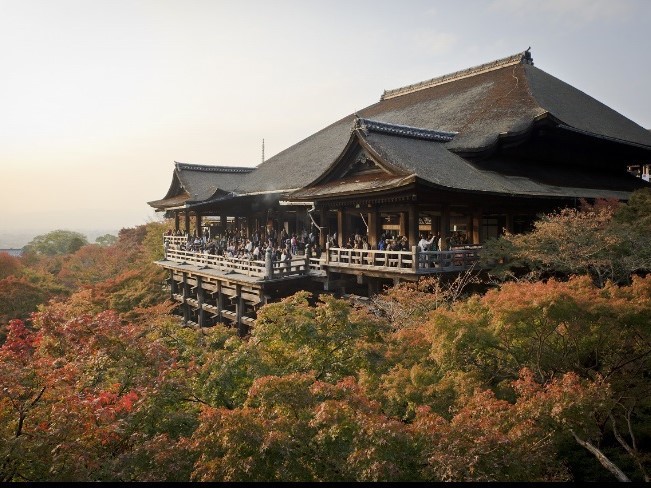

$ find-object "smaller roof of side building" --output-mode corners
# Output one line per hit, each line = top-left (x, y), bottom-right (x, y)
(289, 118), (651, 202)
(148, 162), (254, 210)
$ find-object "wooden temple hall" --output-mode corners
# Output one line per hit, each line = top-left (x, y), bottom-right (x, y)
(148, 49), (651, 335)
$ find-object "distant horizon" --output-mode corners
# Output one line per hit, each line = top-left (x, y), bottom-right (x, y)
(0, 220), (165, 249)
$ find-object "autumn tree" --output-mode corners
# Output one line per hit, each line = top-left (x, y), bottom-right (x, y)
(0, 306), (203, 482)
(190, 374), (422, 482)
(424, 275), (651, 481)
(0, 253), (22, 280)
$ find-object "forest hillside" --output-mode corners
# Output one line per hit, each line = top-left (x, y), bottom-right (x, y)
(1, 189), (650, 482)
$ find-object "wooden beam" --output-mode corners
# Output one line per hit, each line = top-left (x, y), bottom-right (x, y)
(182, 272), (190, 324)
(472, 208), (482, 245)
(197, 276), (205, 327)
(408, 205), (419, 248)
(440, 205), (450, 250)
(319, 207), (327, 248)
(368, 207), (379, 248)
(337, 209), (344, 247)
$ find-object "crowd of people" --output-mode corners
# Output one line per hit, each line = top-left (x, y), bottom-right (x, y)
(164, 227), (471, 262)
(164, 227), (322, 263)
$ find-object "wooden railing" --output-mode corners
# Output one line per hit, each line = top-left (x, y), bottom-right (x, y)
(162, 237), (481, 278)
(164, 235), (190, 247)
(163, 241), (311, 279)
(325, 245), (480, 273)
(327, 247), (414, 269)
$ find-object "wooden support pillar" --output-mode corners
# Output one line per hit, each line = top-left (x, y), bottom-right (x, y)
(216, 281), (224, 324)
(440, 205), (450, 251)
(277, 210), (286, 246)
(368, 207), (379, 249)
(169, 270), (177, 300)
(319, 207), (327, 248)
(220, 214), (228, 234)
(337, 209), (344, 247)
(505, 213), (514, 234)
(408, 205), (419, 248)
(399, 212), (407, 238)
(182, 272), (190, 324)
(235, 284), (246, 337)
(174, 212), (180, 232)
(247, 216), (254, 239)
(196, 214), (202, 237)
(197, 276), (205, 327)
(184, 212), (191, 235)
(472, 208), (482, 245)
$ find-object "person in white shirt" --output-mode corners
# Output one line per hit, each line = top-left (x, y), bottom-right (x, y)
(417, 234), (436, 252)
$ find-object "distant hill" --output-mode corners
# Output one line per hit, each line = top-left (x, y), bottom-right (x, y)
(0, 229), (119, 249)
(0, 249), (22, 257)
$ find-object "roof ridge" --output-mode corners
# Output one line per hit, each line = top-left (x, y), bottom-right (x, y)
(380, 49), (533, 101)
(174, 161), (255, 173)
(355, 117), (457, 142)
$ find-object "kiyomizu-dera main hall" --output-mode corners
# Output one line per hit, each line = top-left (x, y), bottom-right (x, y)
(148, 49), (651, 335)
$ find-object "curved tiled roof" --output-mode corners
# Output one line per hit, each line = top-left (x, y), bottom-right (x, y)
(148, 162), (253, 209)
(234, 49), (651, 196)
(151, 49), (651, 209)
(290, 125), (650, 201)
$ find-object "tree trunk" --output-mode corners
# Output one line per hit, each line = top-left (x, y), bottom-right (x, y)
(570, 430), (631, 482)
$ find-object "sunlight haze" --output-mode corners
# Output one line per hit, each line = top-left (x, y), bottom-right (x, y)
(2, 0), (650, 244)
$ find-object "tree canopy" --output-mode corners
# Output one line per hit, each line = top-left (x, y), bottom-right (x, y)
(0, 197), (649, 482)
(23, 230), (88, 256)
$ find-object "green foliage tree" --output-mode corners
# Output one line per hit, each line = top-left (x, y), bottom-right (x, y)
(480, 190), (651, 286)
(95, 233), (118, 246)
(22, 230), (88, 257)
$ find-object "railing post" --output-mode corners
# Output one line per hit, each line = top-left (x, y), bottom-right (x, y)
(305, 244), (311, 273)
(325, 242), (330, 264)
(412, 245), (419, 272)
(265, 247), (273, 279)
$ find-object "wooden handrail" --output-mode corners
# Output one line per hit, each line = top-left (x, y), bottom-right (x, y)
(163, 236), (480, 277)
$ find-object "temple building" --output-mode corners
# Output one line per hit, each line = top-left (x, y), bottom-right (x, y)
(148, 49), (651, 334)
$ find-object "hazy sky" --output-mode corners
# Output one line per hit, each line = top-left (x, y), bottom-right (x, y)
(2, 0), (650, 237)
